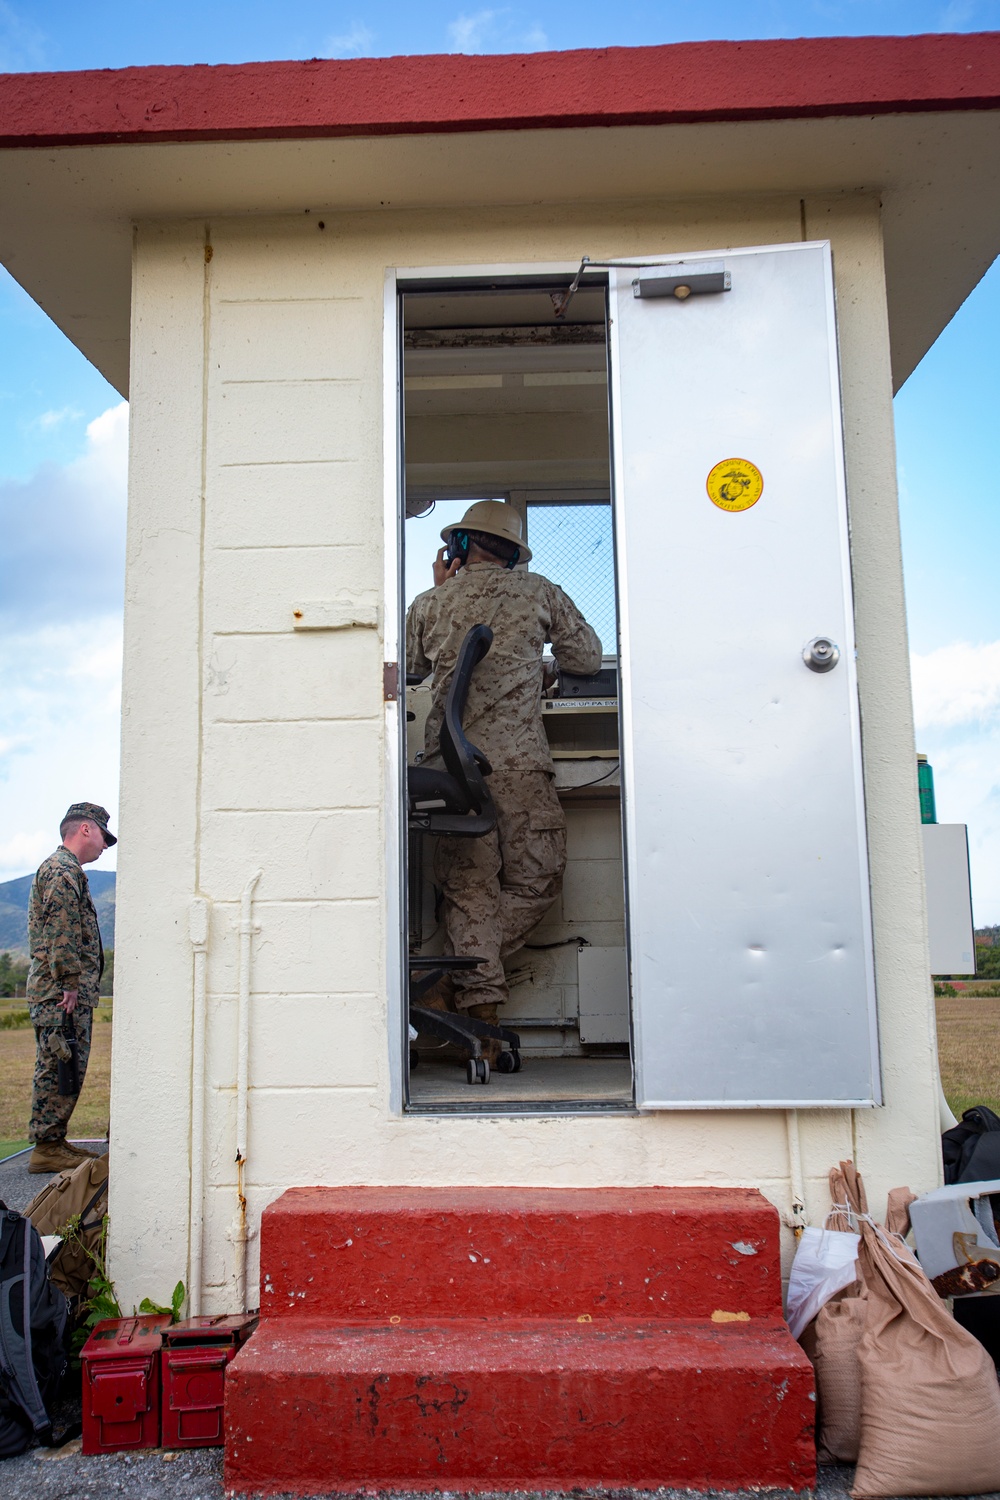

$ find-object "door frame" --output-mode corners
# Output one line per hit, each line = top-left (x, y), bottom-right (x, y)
(383, 259), (622, 1114)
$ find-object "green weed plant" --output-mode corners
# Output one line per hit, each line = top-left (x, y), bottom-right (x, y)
(59, 1211), (186, 1353)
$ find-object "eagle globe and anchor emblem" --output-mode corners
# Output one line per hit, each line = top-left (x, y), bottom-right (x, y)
(706, 457), (764, 512)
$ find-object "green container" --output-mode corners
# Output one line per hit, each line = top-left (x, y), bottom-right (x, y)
(917, 754), (937, 824)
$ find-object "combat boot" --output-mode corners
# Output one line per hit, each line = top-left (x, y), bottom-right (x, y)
(466, 1001), (502, 1066)
(63, 1139), (100, 1159)
(28, 1139), (84, 1174)
(416, 975), (457, 1012)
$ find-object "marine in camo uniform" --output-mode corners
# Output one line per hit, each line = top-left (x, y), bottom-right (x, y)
(406, 502), (601, 1025)
(26, 801), (116, 1174)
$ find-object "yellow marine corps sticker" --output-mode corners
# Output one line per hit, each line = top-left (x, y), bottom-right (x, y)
(706, 458), (764, 513)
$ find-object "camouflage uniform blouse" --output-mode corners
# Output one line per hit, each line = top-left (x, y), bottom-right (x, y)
(406, 563), (603, 774)
(26, 846), (104, 1007)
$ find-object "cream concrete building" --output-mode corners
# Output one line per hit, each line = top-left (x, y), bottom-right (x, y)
(1, 33), (998, 1313)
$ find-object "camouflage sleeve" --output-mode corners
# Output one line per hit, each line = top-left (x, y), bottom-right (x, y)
(405, 596), (432, 681)
(38, 870), (84, 986)
(546, 583), (603, 676)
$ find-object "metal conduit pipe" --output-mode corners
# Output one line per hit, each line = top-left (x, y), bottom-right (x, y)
(187, 897), (211, 1317)
(784, 1109), (807, 1238)
(232, 870), (262, 1312)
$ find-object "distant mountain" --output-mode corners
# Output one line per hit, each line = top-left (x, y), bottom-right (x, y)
(0, 869), (116, 957)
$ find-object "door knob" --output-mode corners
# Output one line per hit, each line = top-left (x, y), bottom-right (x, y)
(803, 637), (840, 673)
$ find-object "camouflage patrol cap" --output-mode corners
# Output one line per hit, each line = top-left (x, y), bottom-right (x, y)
(62, 802), (117, 846)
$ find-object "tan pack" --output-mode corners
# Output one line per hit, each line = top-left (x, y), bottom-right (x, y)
(24, 1153), (108, 1305)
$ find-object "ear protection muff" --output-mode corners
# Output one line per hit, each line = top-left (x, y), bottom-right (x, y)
(447, 530), (470, 565)
(448, 529), (521, 569)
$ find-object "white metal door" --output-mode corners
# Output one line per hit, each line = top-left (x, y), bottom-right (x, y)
(610, 242), (879, 1108)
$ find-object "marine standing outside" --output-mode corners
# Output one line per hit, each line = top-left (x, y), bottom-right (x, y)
(406, 502), (601, 1048)
(26, 802), (115, 1174)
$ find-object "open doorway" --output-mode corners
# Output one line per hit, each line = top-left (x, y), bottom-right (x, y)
(399, 276), (633, 1111)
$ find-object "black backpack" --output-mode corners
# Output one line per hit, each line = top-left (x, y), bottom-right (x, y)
(0, 1201), (69, 1458)
(942, 1105), (1000, 1185)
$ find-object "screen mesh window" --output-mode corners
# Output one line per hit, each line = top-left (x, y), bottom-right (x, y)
(526, 502), (616, 657)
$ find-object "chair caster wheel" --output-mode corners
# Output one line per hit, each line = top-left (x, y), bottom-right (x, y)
(496, 1050), (516, 1074)
(466, 1058), (491, 1085)
(410, 1049), (419, 1070)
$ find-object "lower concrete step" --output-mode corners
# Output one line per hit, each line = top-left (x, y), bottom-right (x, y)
(225, 1316), (816, 1494)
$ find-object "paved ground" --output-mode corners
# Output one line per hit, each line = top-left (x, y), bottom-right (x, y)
(5, 1443), (223, 1497)
(8, 1454), (1000, 1500)
(0, 1138), (108, 1211)
(2, 1449), (865, 1500)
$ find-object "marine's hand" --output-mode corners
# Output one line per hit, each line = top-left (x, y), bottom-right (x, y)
(59, 989), (79, 1015)
(433, 548), (461, 587)
(542, 658), (559, 695)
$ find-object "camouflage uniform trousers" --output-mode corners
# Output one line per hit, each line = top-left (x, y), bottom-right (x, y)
(28, 1001), (94, 1144)
(433, 770), (567, 1010)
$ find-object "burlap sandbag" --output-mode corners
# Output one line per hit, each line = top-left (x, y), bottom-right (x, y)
(807, 1165), (866, 1464)
(808, 1169), (919, 1467)
(813, 1289), (867, 1463)
(851, 1162), (1000, 1499)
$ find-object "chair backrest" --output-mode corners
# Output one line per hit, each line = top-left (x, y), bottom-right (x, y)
(407, 624), (496, 838)
(439, 623), (494, 795)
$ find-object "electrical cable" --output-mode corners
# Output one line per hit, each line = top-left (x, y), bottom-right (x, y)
(565, 760), (620, 789)
(525, 936), (591, 951)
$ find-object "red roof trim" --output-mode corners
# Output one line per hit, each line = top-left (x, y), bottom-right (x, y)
(1, 33), (999, 149)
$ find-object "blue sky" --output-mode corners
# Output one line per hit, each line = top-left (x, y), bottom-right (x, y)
(1, 0), (1000, 924)
(0, 0), (994, 70)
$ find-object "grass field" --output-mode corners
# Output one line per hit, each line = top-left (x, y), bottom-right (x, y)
(0, 994), (995, 1163)
(0, 1013), (111, 1157)
(936, 991), (1000, 1119)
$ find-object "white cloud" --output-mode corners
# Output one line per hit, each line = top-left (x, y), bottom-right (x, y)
(447, 8), (548, 53)
(0, 614), (122, 882)
(0, 400), (127, 625)
(0, 830), (51, 886)
(323, 22), (375, 57)
(910, 641), (1000, 730)
(0, 408), (126, 883)
(911, 641), (1000, 924)
(33, 406), (84, 432)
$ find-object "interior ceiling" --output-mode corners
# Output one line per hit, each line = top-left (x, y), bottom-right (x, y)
(402, 287), (607, 329)
(0, 109), (997, 397)
(403, 291), (608, 422)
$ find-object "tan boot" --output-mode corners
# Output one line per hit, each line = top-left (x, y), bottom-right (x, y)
(64, 1139), (100, 1159)
(466, 1002), (501, 1066)
(417, 976), (457, 1012)
(28, 1139), (84, 1174)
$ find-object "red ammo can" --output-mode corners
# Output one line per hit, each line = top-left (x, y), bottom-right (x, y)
(81, 1314), (172, 1454)
(161, 1314), (258, 1448)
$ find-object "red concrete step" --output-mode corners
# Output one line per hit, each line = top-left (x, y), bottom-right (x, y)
(259, 1186), (782, 1321)
(225, 1315), (815, 1494)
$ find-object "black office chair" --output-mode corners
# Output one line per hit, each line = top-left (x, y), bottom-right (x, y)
(407, 623), (497, 836)
(407, 623), (522, 1085)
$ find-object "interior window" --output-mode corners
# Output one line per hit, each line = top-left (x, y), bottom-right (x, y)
(526, 501), (616, 655)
